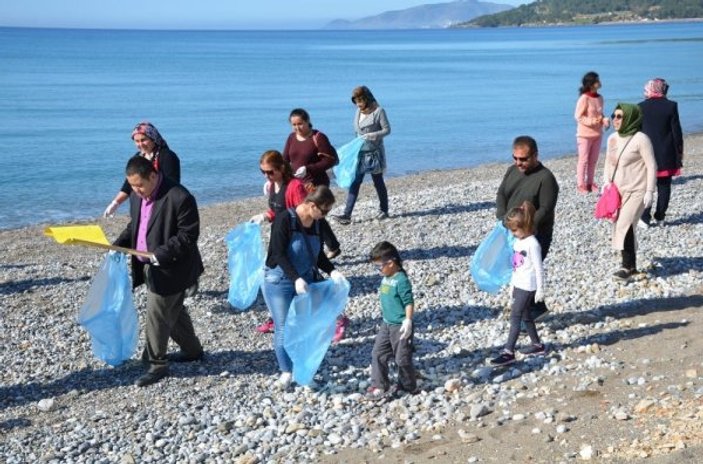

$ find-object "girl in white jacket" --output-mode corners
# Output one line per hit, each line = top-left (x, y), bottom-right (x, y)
(491, 201), (546, 366)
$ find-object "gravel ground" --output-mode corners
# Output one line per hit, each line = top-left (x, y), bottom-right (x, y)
(1, 134), (702, 463)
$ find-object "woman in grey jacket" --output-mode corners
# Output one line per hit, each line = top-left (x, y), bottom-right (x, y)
(333, 86), (391, 225)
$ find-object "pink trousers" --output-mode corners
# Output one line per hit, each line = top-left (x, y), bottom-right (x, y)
(576, 135), (602, 188)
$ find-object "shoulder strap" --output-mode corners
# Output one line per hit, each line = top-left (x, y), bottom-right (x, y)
(610, 136), (635, 182)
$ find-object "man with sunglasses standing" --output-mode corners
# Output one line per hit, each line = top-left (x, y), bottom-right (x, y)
(496, 136), (559, 320)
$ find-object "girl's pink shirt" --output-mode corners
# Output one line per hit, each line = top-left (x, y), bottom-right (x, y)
(574, 94), (607, 138)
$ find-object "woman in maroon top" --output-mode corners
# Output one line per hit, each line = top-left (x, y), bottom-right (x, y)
(281, 109), (349, 342)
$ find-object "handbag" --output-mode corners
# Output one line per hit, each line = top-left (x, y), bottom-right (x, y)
(358, 149), (382, 174)
(594, 136), (633, 221)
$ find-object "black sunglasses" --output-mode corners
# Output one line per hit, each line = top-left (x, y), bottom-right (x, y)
(611, 113), (623, 120)
(260, 169), (275, 176)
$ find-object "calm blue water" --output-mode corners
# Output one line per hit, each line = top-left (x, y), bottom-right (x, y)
(1, 23), (702, 229)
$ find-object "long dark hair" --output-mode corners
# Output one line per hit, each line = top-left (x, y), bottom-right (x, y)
(579, 71), (600, 94)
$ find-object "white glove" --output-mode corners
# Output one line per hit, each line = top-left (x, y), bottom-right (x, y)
(294, 278), (308, 295)
(149, 253), (160, 266)
(534, 288), (544, 303)
(263, 181), (271, 196)
(294, 166), (307, 178)
(399, 318), (413, 340)
(643, 191), (653, 208)
(250, 213), (266, 224)
(103, 200), (119, 218)
(330, 270), (345, 283)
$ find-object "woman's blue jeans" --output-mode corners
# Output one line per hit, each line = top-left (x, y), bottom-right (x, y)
(343, 171), (388, 217)
(261, 266), (295, 373)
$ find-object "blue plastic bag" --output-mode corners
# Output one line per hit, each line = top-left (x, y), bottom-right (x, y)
(284, 278), (351, 385)
(333, 137), (365, 189)
(78, 252), (138, 366)
(225, 222), (265, 310)
(470, 221), (515, 294)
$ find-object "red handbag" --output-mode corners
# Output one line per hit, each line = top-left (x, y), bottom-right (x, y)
(594, 136), (633, 222)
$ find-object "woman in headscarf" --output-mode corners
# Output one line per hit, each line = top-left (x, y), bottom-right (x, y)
(103, 121), (181, 217)
(603, 103), (656, 281)
(637, 78), (684, 227)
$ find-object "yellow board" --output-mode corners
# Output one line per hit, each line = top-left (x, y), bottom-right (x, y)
(44, 225), (110, 246)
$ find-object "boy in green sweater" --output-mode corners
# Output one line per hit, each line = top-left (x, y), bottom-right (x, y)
(367, 241), (417, 398)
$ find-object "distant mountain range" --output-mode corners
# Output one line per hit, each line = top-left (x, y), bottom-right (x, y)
(459, 0), (703, 27)
(324, 0), (512, 30)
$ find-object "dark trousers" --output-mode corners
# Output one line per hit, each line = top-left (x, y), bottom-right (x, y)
(344, 172), (388, 217)
(371, 322), (416, 392)
(506, 288), (541, 352)
(642, 176), (672, 223)
(319, 218), (340, 252)
(621, 225), (636, 271)
(143, 287), (202, 372)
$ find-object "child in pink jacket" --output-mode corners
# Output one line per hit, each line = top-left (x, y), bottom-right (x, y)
(574, 71), (610, 193)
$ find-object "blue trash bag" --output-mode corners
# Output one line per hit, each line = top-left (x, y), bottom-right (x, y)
(77, 252), (138, 366)
(225, 222), (265, 310)
(332, 137), (365, 189)
(284, 278), (351, 385)
(470, 221), (516, 294)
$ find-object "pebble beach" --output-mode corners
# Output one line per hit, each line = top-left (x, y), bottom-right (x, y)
(1, 134), (703, 463)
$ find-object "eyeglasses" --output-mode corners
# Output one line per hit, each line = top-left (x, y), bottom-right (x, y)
(512, 154), (533, 163)
(374, 260), (392, 270)
(260, 169), (275, 176)
(315, 204), (332, 215)
(611, 113), (623, 120)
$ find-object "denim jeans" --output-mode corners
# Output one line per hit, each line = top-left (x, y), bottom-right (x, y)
(261, 266), (296, 373)
(344, 171), (388, 217)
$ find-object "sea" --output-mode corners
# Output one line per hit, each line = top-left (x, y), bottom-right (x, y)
(1, 22), (702, 230)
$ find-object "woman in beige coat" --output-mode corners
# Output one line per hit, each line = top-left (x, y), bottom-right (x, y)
(603, 103), (657, 281)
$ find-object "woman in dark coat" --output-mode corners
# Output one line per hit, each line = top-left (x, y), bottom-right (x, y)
(638, 78), (684, 227)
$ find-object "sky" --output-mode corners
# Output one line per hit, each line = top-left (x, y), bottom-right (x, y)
(0, 0), (527, 30)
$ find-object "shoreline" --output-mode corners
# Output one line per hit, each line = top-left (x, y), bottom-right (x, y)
(5, 130), (703, 235)
(1, 133), (702, 462)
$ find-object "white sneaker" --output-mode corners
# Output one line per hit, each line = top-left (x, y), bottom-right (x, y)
(276, 372), (292, 389)
(637, 219), (649, 229)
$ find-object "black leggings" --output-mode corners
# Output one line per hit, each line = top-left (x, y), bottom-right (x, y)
(622, 225), (636, 271)
(506, 287), (541, 353)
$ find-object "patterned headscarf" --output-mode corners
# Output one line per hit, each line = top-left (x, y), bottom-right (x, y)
(643, 78), (669, 99)
(131, 121), (167, 149)
(614, 103), (642, 137)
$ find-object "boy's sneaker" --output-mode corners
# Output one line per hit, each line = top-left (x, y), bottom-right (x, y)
(332, 315), (350, 343)
(332, 214), (351, 225)
(490, 351), (516, 366)
(519, 343), (547, 356)
(256, 318), (275, 334)
(365, 387), (386, 401)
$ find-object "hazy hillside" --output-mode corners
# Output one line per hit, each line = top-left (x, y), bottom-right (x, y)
(325, 0), (512, 30)
(459, 0), (703, 27)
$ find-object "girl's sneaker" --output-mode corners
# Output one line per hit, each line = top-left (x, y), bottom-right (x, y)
(519, 343), (547, 356)
(490, 351), (516, 366)
(256, 318), (275, 333)
(332, 315), (350, 343)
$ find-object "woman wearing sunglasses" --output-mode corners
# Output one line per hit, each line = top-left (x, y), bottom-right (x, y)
(261, 185), (344, 388)
(603, 103), (656, 281)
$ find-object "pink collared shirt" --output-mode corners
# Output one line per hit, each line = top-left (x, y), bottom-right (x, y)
(136, 174), (162, 262)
